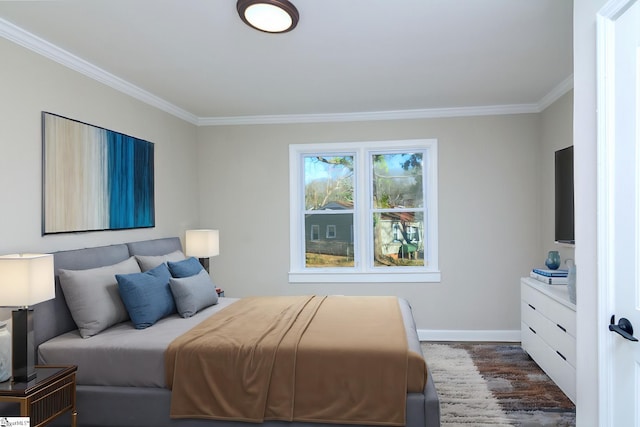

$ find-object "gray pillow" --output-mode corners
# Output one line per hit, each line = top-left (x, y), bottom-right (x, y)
(169, 270), (218, 318)
(135, 250), (185, 272)
(58, 256), (141, 338)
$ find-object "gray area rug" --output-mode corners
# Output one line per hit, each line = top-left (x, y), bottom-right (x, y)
(421, 343), (576, 427)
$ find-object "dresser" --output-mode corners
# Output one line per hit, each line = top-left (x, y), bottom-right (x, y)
(520, 277), (576, 403)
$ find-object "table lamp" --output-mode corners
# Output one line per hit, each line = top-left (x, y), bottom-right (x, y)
(185, 230), (220, 273)
(0, 253), (55, 382)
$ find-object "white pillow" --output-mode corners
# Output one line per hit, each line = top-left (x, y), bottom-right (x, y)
(135, 250), (185, 271)
(59, 257), (141, 338)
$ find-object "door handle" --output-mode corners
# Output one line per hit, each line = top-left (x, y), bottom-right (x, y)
(609, 315), (639, 342)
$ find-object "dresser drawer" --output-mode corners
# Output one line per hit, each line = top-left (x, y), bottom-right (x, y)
(521, 323), (576, 402)
(522, 301), (576, 367)
(541, 299), (576, 337)
(521, 300), (549, 335)
(521, 283), (576, 336)
(545, 320), (576, 367)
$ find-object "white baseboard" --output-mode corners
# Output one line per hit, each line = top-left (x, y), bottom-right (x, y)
(417, 329), (521, 342)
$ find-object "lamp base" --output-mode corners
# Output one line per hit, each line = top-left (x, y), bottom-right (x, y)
(198, 257), (210, 273)
(12, 308), (36, 383)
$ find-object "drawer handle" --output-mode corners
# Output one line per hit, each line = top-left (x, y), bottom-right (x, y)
(528, 303), (536, 310)
(529, 326), (537, 334)
(556, 351), (566, 361)
(556, 324), (567, 333)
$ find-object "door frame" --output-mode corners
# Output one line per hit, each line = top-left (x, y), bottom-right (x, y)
(596, 0), (638, 424)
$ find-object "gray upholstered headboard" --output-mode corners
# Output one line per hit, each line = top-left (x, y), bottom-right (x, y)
(33, 237), (183, 353)
(126, 237), (183, 257)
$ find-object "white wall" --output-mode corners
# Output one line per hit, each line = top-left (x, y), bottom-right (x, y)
(196, 115), (544, 335)
(0, 39), (200, 264)
(0, 38), (201, 256)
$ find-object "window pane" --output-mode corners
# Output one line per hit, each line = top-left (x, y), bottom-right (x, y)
(372, 153), (423, 208)
(310, 224), (320, 241)
(373, 211), (425, 267)
(304, 155), (354, 210)
(305, 213), (354, 267)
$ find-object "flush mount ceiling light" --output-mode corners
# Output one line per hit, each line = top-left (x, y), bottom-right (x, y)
(237, 0), (299, 33)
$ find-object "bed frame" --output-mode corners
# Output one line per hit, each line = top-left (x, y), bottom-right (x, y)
(4, 237), (440, 427)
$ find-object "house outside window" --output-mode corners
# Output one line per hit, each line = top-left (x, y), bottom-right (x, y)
(289, 139), (440, 283)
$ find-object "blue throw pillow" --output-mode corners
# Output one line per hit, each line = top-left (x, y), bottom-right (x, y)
(167, 257), (203, 278)
(115, 263), (176, 329)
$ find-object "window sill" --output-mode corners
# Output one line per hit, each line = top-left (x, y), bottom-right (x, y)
(288, 271), (441, 283)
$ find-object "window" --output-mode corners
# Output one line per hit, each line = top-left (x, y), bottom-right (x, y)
(310, 225), (320, 241)
(289, 139), (439, 283)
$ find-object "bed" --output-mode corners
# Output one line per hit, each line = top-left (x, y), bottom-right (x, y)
(2, 237), (440, 427)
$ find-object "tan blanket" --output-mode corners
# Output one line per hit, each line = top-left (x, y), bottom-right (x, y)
(165, 295), (423, 426)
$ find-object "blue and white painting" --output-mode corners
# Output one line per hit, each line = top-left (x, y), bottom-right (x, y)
(42, 112), (155, 234)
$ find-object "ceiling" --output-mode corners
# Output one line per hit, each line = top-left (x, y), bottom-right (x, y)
(0, 0), (573, 125)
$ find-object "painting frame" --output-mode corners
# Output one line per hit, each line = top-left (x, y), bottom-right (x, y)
(42, 112), (155, 235)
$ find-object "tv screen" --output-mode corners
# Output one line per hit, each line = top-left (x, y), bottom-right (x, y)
(555, 146), (575, 244)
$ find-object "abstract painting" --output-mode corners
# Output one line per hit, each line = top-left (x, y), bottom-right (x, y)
(42, 112), (155, 234)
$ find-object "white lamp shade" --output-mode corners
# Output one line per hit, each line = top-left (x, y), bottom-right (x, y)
(185, 230), (220, 258)
(0, 253), (55, 307)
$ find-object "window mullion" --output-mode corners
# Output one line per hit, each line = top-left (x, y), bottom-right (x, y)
(359, 147), (372, 271)
(289, 149), (304, 271)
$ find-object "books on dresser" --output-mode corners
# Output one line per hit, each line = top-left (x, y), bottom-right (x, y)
(532, 268), (568, 277)
(530, 268), (568, 284)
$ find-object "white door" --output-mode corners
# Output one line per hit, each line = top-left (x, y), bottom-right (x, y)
(597, 0), (640, 425)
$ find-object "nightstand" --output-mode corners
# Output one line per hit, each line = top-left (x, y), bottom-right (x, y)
(0, 365), (77, 427)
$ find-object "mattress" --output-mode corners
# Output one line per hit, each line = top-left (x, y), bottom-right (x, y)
(39, 297), (426, 390)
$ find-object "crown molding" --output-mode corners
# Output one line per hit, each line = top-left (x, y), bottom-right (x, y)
(2, 17), (573, 127)
(537, 74), (574, 111)
(0, 18), (199, 125)
(200, 79), (575, 125)
(197, 103), (541, 126)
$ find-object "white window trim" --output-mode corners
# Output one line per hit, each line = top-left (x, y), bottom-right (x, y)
(289, 139), (440, 283)
(326, 225), (337, 239)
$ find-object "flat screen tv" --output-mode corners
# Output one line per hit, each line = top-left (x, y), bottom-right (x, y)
(555, 145), (575, 244)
